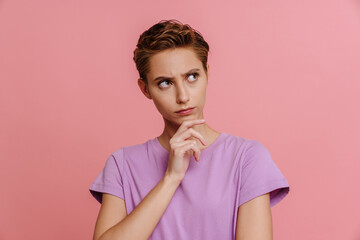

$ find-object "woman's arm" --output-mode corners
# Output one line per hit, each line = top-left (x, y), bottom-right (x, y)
(93, 119), (206, 240)
(93, 173), (181, 240)
(235, 193), (273, 240)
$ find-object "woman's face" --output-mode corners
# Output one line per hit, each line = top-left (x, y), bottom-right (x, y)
(138, 47), (209, 126)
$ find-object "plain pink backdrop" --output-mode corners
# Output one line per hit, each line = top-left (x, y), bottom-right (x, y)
(1, 0), (360, 239)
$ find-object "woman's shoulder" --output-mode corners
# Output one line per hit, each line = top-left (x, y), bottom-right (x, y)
(221, 132), (248, 145)
(221, 132), (266, 151)
(109, 137), (154, 159)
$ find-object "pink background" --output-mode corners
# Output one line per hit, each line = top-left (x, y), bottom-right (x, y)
(1, 0), (360, 239)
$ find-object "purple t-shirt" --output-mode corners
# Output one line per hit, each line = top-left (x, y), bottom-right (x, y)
(89, 132), (290, 239)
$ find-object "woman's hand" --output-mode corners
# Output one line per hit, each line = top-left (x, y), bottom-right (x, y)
(165, 119), (208, 182)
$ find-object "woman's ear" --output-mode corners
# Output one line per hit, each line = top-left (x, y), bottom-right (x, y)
(138, 78), (152, 99)
(206, 64), (210, 80)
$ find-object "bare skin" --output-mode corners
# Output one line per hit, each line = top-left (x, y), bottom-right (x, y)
(164, 118), (208, 181)
(138, 47), (221, 158)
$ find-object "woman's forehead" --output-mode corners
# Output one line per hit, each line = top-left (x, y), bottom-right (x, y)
(148, 48), (203, 77)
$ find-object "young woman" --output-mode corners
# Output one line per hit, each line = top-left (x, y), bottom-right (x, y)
(89, 19), (290, 240)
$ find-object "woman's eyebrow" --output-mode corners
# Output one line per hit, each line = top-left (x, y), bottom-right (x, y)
(153, 68), (200, 82)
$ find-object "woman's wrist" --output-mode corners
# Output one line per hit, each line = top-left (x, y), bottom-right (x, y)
(163, 171), (182, 188)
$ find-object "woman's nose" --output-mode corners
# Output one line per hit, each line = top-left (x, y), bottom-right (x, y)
(176, 83), (190, 104)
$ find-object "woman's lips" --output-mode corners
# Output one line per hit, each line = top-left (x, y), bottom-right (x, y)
(176, 107), (194, 115)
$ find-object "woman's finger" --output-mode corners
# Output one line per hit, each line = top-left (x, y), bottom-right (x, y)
(179, 128), (207, 146)
(177, 118), (206, 133)
(178, 140), (201, 162)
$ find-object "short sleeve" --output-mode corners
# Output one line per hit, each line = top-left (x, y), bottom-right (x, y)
(89, 149), (125, 204)
(238, 140), (290, 208)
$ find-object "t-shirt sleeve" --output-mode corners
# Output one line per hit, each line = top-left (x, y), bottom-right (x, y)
(89, 149), (125, 204)
(238, 140), (290, 208)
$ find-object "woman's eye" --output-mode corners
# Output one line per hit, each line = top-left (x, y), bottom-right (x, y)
(157, 73), (198, 88)
(188, 73), (199, 82)
(158, 80), (171, 88)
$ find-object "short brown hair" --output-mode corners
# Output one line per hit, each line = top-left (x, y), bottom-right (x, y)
(133, 19), (210, 85)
